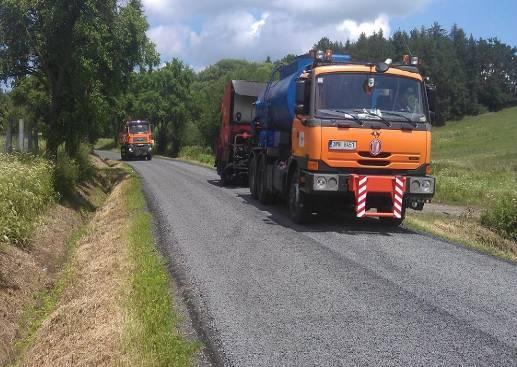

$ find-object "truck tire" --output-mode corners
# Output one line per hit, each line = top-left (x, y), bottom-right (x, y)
(289, 170), (312, 224)
(257, 156), (273, 204)
(249, 156), (258, 199)
(147, 153), (152, 161)
(219, 161), (229, 186)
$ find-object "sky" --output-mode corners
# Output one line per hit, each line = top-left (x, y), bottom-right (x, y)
(142, 0), (517, 70)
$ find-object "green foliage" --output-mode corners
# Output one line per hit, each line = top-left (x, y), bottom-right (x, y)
(0, 153), (55, 245)
(125, 175), (198, 366)
(76, 144), (95, 181)
(53, 143), (94, 197)
(0, 0), (158, 157)
(191, 59), (274, 148)
(54, 149), (80, 198)
(481, 195), (517, 241)
(94, 138), (118, 151)
(178, 146), (215, 166)
(121, 60), (194, 156)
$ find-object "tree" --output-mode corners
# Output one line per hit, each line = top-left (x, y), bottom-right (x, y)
(0, 0), (157, 157)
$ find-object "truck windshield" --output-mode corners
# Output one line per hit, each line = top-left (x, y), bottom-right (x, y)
(128, 124), (149, 134)
(315, 73), (427, 123)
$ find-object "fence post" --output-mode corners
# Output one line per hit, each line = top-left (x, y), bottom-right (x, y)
(34, 127), (39, 153)
(17, 119), (24, 152)
(27, 120), (33, 152)
(6, 118), (13, 153)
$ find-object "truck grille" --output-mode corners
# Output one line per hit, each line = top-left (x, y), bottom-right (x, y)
(358, 160), (390, 167)
(134, 137), (145, 143)
(358, 151), (391, 159)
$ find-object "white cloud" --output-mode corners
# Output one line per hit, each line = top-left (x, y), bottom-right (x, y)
(338, 15), (391, 40)
(143, 0), (431, 68)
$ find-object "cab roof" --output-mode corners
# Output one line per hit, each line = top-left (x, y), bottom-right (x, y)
(314, 64), (423, 81)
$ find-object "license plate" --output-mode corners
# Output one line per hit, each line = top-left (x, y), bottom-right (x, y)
(328, 140), (356, 151)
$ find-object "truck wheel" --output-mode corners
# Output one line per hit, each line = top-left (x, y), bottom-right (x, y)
(219, 161), (228, 186)
(249, 156), (258, 199)
(289, 170), (311, 224)
(257, 156), (273, 204)
(147, 153), (152, 161)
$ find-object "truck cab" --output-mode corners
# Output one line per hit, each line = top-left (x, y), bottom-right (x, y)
(249, 52), (436, 225)
(119, 120), (154, 161)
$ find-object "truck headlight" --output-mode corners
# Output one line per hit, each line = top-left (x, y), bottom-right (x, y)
(421, 180), (432, 193)
(409, 177), (435, 194)
(315, 176), (327, 189)
(313, 174), (339, 191)
(411, 180), (421, 192)
(128, 147), (134, 152)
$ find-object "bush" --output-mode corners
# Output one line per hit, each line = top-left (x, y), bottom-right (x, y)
(178, 145), (215, 166)
(481, 195), (517, 241)
(54, 144), (95, 197)
(54, 149), (79, 198)
(0, 153), (56, 244)
(76, 144), (95, 181)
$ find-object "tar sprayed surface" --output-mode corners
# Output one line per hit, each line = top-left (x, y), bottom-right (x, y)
(97, 151), (517, 367)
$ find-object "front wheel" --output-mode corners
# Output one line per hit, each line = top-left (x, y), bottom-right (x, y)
(219, 161), (229, 186)
(147, 153), (152, 161)
(289, 170), (312, 224)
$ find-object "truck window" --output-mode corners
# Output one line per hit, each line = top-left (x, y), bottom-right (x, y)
(315, 73), (426, 122)
(128, 124), (149, 134)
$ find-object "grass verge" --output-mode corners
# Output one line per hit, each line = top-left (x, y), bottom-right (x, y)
(178, 146), (215, 167)
(94, 137), (119, 151)
(124, 171), (198, 366)
(405, 212), (517, 262)
(12, 226), (87, 364)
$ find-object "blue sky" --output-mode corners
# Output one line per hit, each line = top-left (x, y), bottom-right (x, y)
(392, 0), (517, 46)
(142, 0), (517, 69)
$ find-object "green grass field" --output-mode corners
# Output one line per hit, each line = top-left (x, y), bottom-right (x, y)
(94, 138), (118, 151)
(431, 107), (517, 207)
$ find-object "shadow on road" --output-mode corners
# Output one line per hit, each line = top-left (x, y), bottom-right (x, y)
(234, 190), (411, 237)
(206, 178), (410, 236)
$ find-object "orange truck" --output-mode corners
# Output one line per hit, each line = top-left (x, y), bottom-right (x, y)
(249, 51), (436, 225)
(118, 120), (154, 161)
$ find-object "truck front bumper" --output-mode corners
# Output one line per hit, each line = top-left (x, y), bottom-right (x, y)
(124, 144), (152, 157)
(301, 171), (435, 198)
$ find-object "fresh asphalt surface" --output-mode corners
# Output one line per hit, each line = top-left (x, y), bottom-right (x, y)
(98, 151), (517, 366)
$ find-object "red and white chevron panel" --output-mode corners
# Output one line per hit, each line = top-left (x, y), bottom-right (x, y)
(392, 177), (406, 218)
(356, 176), (368, 218)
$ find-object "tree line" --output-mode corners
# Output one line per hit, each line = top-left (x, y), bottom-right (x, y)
(1, 1), (516, 159)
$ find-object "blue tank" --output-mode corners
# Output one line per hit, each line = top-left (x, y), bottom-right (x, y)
(255, 56), (314, 132)
(255, 54), (352, 132)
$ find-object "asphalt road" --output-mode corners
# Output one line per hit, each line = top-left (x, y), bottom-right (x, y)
(98, 151), (517, 367)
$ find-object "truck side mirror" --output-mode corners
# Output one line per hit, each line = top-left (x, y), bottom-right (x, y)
(296, 79), (309, 115)
(426, 84), (437, 123)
